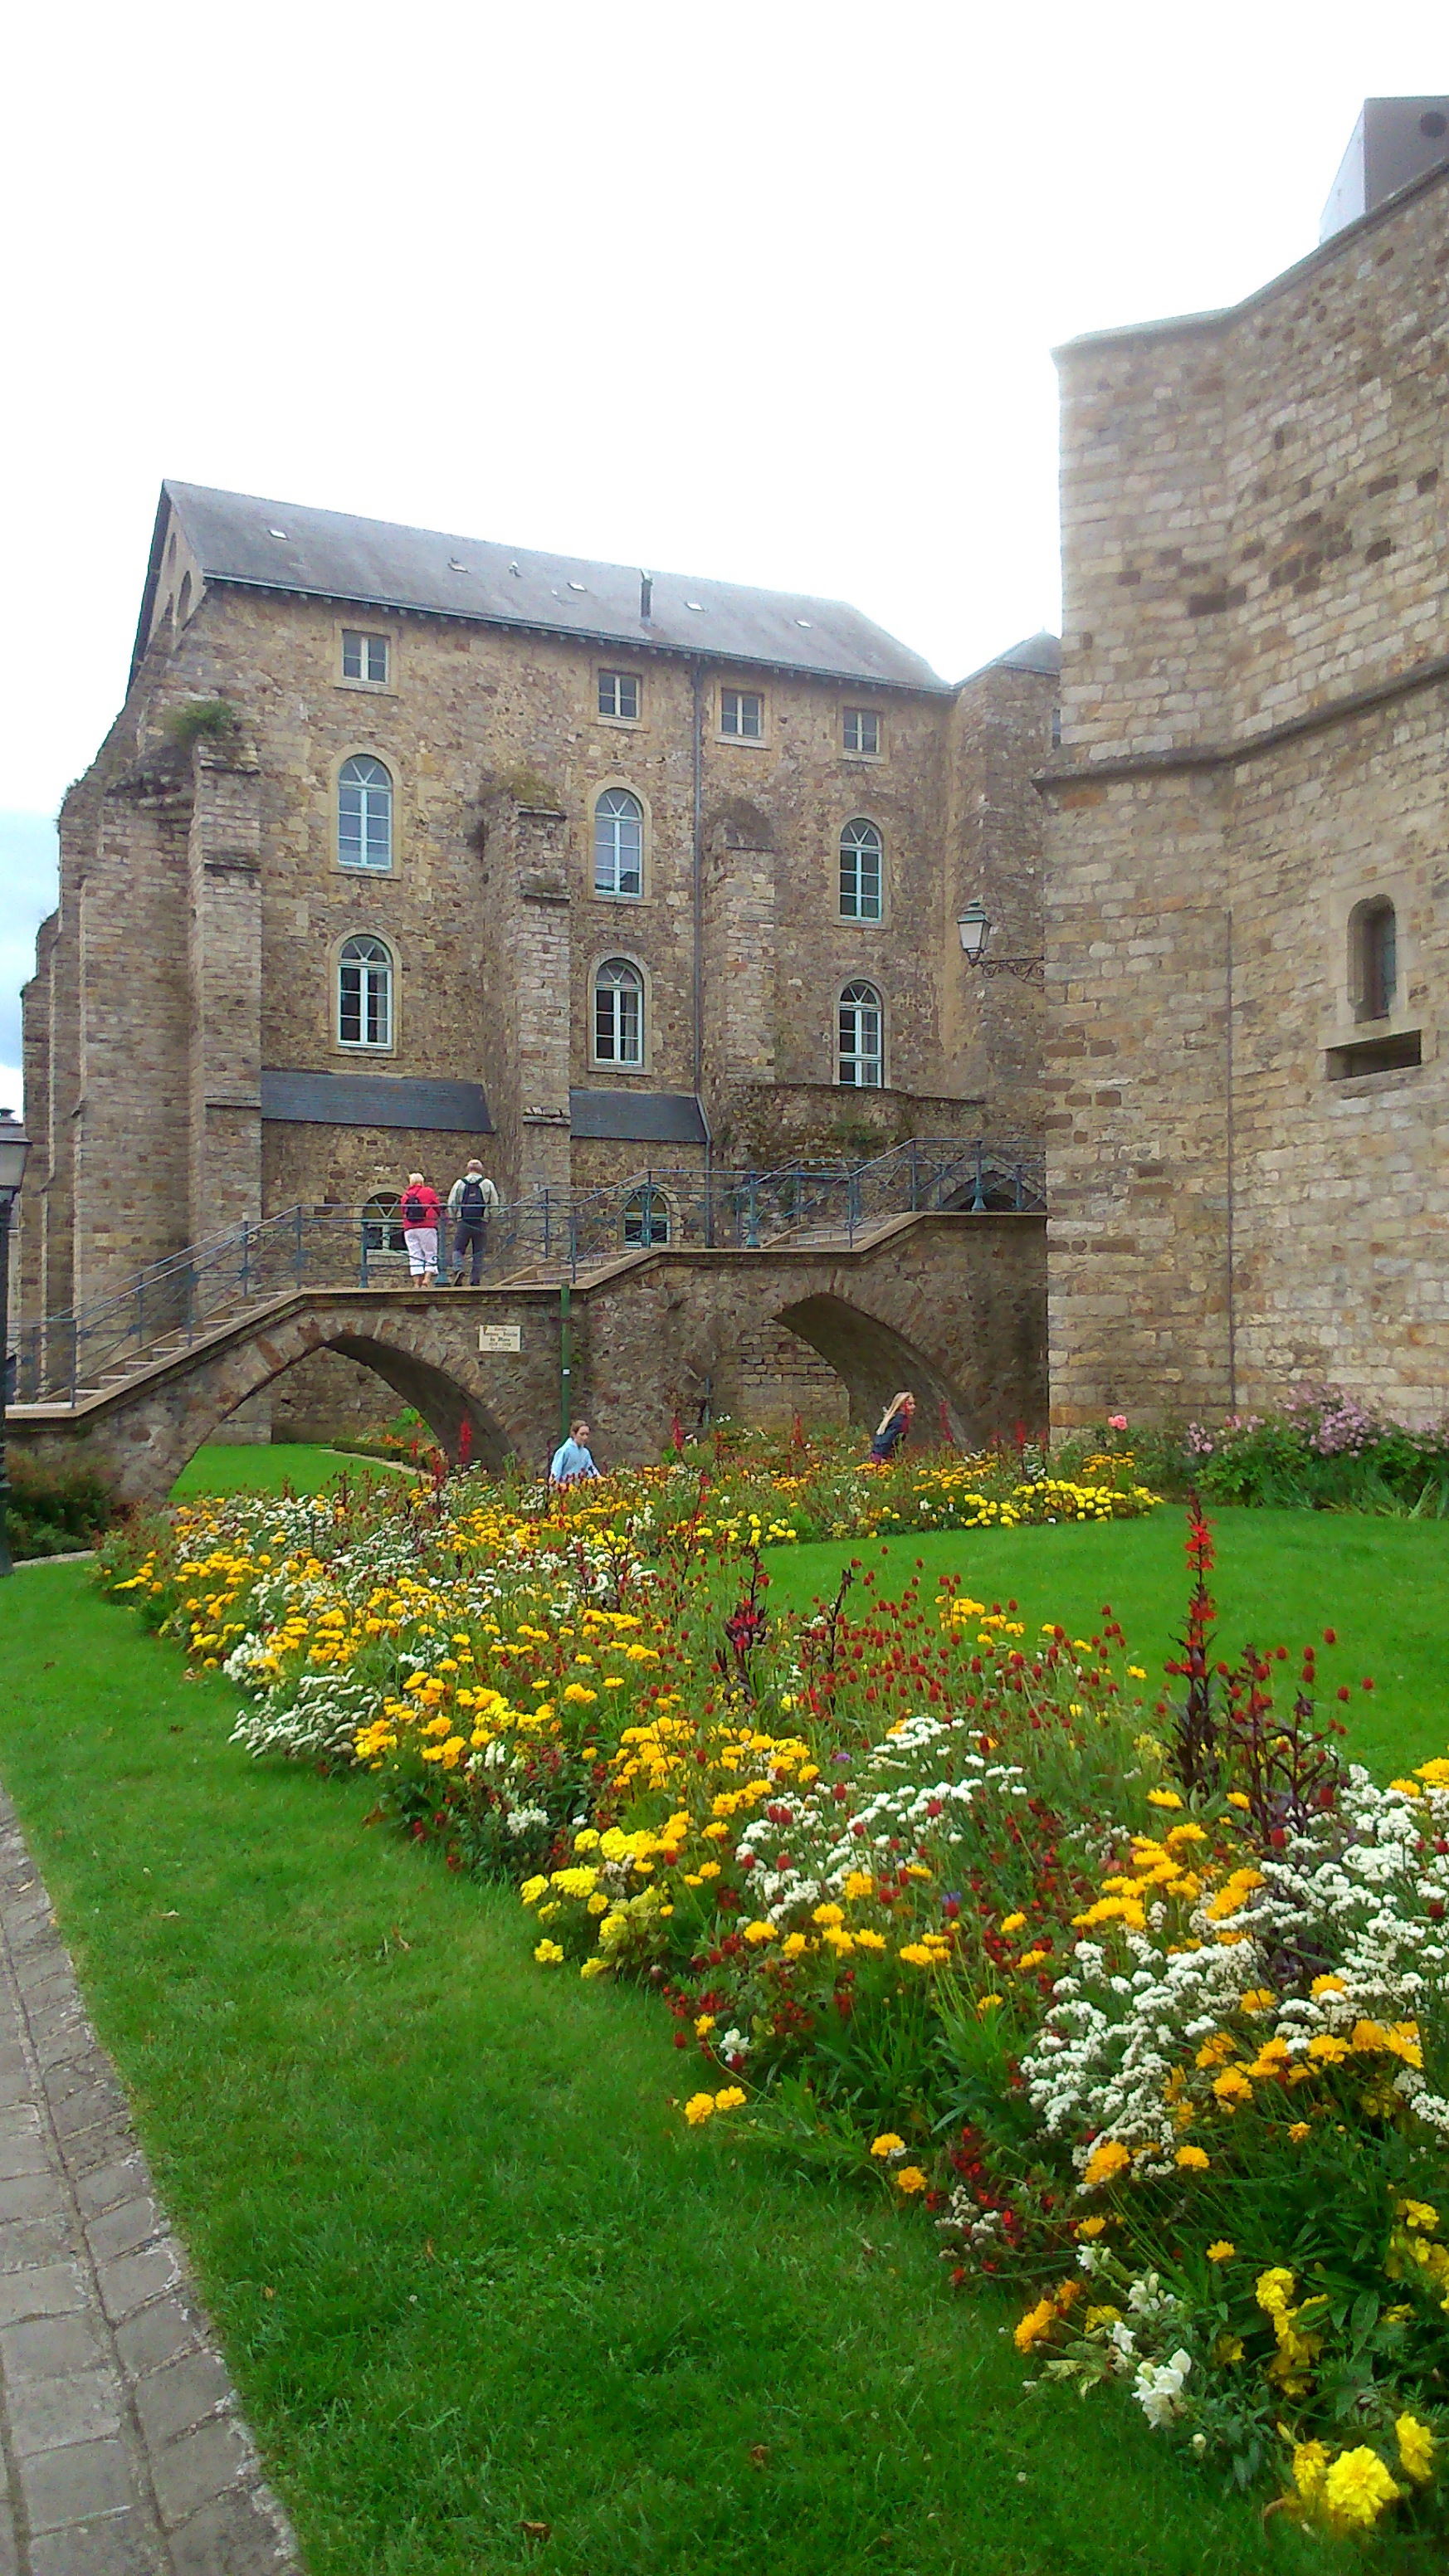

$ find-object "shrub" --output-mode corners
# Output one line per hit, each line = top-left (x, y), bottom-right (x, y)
(163, 697), (239, 749)
(6, 1457), (121, 1560)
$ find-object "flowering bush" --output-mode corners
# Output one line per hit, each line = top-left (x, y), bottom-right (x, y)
(1059, 1391), (1449, 1513)
(95, 1447), (1449, 2538)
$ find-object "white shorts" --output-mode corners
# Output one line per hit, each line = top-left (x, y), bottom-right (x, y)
(403, 1227), (438, 1276)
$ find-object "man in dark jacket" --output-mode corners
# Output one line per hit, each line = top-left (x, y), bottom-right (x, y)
(446, 1160), (501, 1285)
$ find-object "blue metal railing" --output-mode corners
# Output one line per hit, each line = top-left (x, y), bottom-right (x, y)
(8, 1138), (1043, 1408)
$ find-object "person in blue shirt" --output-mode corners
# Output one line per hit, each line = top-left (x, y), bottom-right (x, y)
(549, 1421), (601, 1485)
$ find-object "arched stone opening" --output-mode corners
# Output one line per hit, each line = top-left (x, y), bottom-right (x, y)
(321, 1332), (511, 1471)
(773, 1294), (968, 1445)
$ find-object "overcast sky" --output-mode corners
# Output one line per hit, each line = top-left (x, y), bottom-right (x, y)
(2, 0), (1446, 1113)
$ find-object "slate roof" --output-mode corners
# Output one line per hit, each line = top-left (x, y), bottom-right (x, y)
(568, 1090), (708, 1146)
(259, 1070), (493, 1134)
(143, 483), (947, 692)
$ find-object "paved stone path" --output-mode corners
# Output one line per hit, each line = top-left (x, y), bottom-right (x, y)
(0, 1792), (300, 2573)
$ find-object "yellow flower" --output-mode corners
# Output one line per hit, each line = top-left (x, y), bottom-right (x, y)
(1255, 2266), (1295, 2316)
(1146, 1788), (1183, 1809)
(1175, 2145), (1210, 2170)
(1398, 2198), (1440, 2233)
(1321, 2447), (1400, 2530)
(1081, 2139), (1130, 2189)
(579, 1957), (607, 1979)
(842, 1871), (876, 1900)
(562, 1683), (598, 1705)
(870, 2133), (906, 2159)
(1211, 2066), (1254, 2107)
(1396, 2414), (1435, 2483)
(1307, 2033), (1349, 2064)
(1206, 2239), (1236, 2262)
(812, 1902), (845, 1928)
(533, 1939), (564, 1965)
(520, 1876), (549, 1905)
(898, 1943), (936, 1968)
(1017, 1948), (1051, 1971)
(1075, 2215), (1107, 2239)
(1292, 2441), (1329, 2505)
(1013, 2296), (1056, 2353)
(1287, 2120), (1310, 2142)
(743, 1920), (777, 1944)
(1001, 1912), (1027, 1934)
(853, 1929), (887, 1953)
(713, 2086), (747, 2113)
(893, 2166), (927, 2193)
(695, 2013), (715, 2037)
(683, 2092), (717, 2125)
(976, 1992), (1003, 2013)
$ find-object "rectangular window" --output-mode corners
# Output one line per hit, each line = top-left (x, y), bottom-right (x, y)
(843, 707), (880, 756)
(598, 670), (641, 720)
(342, 630), (389, 684)
(720, 687), (764, 739)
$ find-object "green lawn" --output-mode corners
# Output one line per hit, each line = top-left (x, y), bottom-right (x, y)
(763, 1510), (1449, 1782)
(170, 1442), (412, 1499)
(0, 1568), (1331, 2576)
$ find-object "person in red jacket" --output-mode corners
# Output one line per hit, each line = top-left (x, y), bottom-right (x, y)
(399, 1171), (442, 1282)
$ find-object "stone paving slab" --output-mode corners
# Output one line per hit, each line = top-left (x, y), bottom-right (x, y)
(0, 1792), (300, 2574)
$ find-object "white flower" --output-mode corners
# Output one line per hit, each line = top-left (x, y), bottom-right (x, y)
(1133, 2349), (1192, 2428)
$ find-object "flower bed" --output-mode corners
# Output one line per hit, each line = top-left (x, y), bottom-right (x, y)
(95, 1450), (1449, 2541)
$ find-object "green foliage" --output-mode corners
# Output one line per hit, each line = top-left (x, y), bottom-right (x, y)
(4, 1456), (120, 1559)
(163, 696), (240, 747)
(1056, 1395), (1449, 1515)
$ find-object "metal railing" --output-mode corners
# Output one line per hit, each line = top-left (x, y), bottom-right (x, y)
(8, 1138), (1043, 1408)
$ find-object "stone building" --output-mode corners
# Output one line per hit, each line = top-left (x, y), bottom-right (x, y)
(1042, 115), (1449, 1429)
(20, 485), (1053, 1435)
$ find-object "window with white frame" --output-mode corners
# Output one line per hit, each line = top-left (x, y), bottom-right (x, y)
(594, 958), (644, 1066)
(338, 755), (393, 870)
(342, 631), (389, 684)
(593, 788), (644, 897)
(622, 1186), (671, 1247)
(837, 979), (882, 1087)
(598, 670), (641, 720)
(338, 935), (393, 1047)
(843, 707), (880, 756)
(839, 817), (883, 921)
(720, 686), (764, 739)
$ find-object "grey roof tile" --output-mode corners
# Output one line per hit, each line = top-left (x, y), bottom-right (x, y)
(153, 484), (947, 691)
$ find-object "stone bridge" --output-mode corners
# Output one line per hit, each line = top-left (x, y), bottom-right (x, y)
(8, 1212), (1045, 1504)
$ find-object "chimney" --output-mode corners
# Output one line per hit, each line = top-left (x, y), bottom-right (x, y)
(1321, 97), (1449, 242)
(639, 572), (653, 622)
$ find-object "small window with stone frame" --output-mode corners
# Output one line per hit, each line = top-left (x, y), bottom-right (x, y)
(843, 707), (881, 757)
(1349, 895), (1398, 1024)
(598, 670), (641, 721)
(339, 935), (393, 1047)
(342, 631), (390, 685)
(594, 958), (645, 1066)
(720, 686), (764, 740)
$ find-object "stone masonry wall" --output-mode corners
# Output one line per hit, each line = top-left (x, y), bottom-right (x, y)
(1046, 163), (1449, 1429)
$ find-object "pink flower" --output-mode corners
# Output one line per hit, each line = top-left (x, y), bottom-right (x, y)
(1107, 1414), (1128, 1432)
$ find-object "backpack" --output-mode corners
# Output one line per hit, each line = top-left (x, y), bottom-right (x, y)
(460, 1176), (489, 1222)
(402, 1190), (428, 1227)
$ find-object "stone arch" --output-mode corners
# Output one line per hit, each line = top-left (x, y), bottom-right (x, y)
(772, 1294), (969, 1443)
(53, 1310), (524, 1503)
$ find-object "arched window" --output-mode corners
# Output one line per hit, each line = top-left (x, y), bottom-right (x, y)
(594, 788), (643, 896)
(339, 755), (393, 870)
(339, 936), (393, 1047)
(594, 959), (644, 1066)
(361, 1192), (406, 1254)
(1350, 896), (1397, 1022)
(837, 979), (883, 1087)
(622, 1186), (671, 1247)
(839, 817), (883, 920)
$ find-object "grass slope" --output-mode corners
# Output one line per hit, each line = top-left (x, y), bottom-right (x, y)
(170, 1444), (408, 1499)
(763, 1512), (1449, 1781)
(0, 1569), (1329, 2576)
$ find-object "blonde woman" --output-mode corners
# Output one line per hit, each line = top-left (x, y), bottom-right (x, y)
(869, 1390), (915, 1466)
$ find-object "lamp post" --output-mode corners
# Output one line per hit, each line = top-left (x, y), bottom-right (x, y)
(957, 900), (1046, 986)
(0, 1110), (32, 1580)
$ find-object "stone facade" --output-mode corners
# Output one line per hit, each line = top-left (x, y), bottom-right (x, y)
(1043, 159), (1449, 1428)
(19, 491), (1053, 1442)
